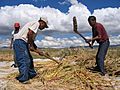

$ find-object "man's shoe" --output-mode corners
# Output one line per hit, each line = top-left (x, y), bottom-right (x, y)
(15, 76), (20, 80)
(92, 66), (100, 72)
(87, 66), (100, 73)
(100, 72), (107, 76)
(29, 74), (37, 79)
(100, 73), (105, 76)
(19, 80), (30, 84)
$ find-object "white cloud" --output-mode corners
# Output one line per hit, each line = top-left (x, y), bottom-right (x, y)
(35, 36), (86, 48)
(59, 0), (78, 5)
(109, 35), (120, 45)
(58, 0), (78, 5)
(34, 35), (120, 48)
(0, 3), (91, 35)
(69, 0), (79, 5)
(0, 3), (120, 35)
(58, 0), (70, 5)
(93, 7), (120, 33)
(0, 2), (120, 48)
(0, 38), (10, 48)
(0, 35), (120, 48)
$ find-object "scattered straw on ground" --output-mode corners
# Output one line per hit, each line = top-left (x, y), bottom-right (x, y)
(1, 47), (120, 90)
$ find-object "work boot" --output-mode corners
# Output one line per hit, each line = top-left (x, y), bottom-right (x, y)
(92, 66), (100, 72)
(29, 74), (37, 79)
(19, 80), (30, 84)
(100, 72), (107, 76)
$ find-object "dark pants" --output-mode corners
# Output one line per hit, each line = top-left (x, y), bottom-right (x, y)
(13, 49), (17, 67)
(13, 39), (37, 82)
(96, 40), (110, 74)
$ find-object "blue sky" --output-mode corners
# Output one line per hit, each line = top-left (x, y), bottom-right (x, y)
(0, 0), (120, 13)
(0, 0), (120, 48)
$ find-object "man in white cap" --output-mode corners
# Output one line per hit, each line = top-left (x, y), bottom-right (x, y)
(13, 17), (48, 84)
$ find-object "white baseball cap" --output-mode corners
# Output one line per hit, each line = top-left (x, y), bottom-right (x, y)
(39, 17), (48, 28)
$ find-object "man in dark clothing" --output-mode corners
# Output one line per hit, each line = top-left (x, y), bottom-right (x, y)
(87, 16), (110, 76)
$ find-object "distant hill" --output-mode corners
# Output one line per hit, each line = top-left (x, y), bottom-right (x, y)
(0, 44), (120, 49)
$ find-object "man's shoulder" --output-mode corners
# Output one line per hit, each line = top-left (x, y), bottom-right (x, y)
(22, 21), (39, 29)
(96, 23), (103, 27)
(96, 23), (104, 29)
(26, 21), (39, 27)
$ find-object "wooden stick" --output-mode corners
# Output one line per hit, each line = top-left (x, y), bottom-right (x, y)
(73, 16), (93, 48)
(33, 49), (60, 64)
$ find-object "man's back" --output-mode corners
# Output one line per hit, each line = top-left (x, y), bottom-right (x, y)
(14, 21), (39, 42)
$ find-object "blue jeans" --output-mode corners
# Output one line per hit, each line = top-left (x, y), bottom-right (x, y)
(13, 39), (37, 82)
(96, 40), (110, 74)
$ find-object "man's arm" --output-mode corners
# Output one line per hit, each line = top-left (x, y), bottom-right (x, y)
(27, 29), (37, 50)
(91, 35), (101, 41)
(27, 29), (44, 55)
(87, 36), (101, 43)
(86, 35), (102, 47)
